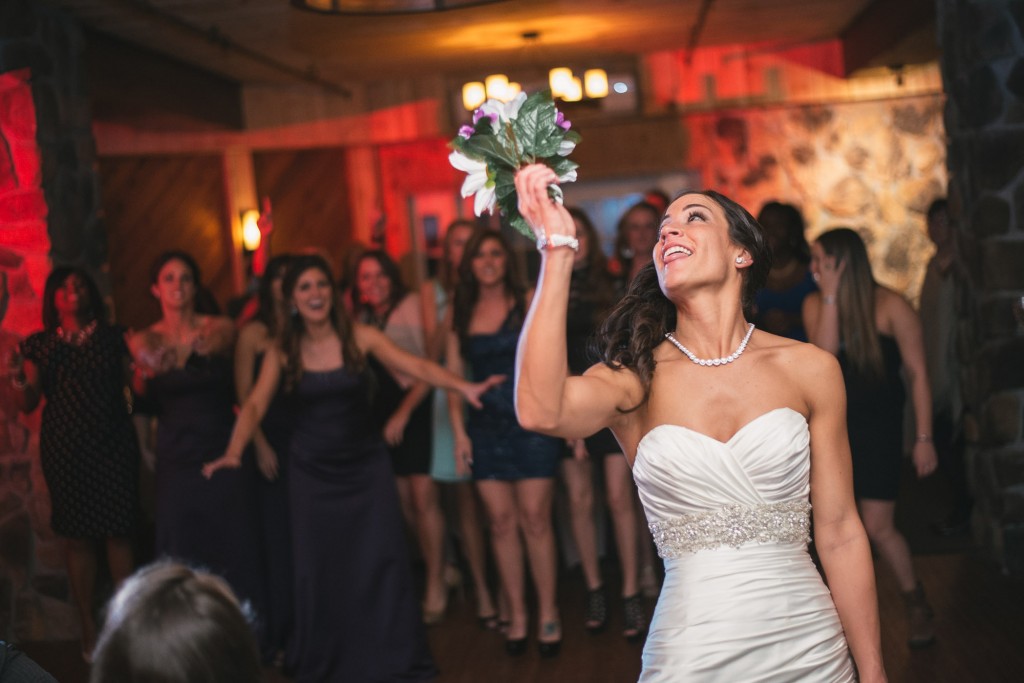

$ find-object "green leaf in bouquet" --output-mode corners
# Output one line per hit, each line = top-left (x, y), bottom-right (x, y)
(512, 95), (563, 159)
(547, 156), (578, 179)
(459, 132), (520, 169)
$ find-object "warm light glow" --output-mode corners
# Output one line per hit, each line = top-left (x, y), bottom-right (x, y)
(242, 210), (262, 252)
(507, 81), (522, 99)
(462, 81), (486, 110)
(563, 76), (583, 102)
(549, 67), (573, 98)
(485, 74), (510, 101)
(584, 69), (608, 98)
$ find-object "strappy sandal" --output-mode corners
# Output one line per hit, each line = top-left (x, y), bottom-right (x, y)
(585, 585), (608, 634)
(623, 593), (647, 643)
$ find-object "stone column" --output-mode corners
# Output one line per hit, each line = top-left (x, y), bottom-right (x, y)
(937, 0), (1024, 576)
(0, 0), (106, 639)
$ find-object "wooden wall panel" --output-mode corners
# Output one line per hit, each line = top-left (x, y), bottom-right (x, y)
(253, 148), (352, 279)
(99, 155), (232, 330)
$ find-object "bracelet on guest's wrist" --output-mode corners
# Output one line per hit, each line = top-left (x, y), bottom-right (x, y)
(822, 295), (836, 305)
(916, 433), (933, 443)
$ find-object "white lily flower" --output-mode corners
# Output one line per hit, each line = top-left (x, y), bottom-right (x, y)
(558, 138), (576, 156)
(449, 150), (496, 216)
(558, 168), (578, 183)
(504, 92), (527, 120)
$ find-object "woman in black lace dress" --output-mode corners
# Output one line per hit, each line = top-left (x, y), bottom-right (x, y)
(8, 267), (139, 659)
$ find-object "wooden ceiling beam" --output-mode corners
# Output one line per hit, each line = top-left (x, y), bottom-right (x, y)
(840, 0), (935, 75)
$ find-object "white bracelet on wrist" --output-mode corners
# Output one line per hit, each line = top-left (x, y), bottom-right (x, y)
(536, 233), (579, 252)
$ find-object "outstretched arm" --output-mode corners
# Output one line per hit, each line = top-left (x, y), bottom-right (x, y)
(203, 350), (282, 478)
(356, 323), (502, 408)
(513, 164), (641, 438)
(803, 350), (886, 683)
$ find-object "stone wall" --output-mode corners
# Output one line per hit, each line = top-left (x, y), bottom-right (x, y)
(683, 95), (947, 303)
(938, 0), (1024, 576)
(0, 0), (106, 639)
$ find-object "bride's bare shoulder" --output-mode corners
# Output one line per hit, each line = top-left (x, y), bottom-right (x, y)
(755, 331), (840, 379)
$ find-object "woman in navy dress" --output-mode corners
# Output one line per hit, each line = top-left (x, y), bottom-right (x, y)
(234, 253), (295, 664)
(128, 252), (264, 635)
(447, 229), (564, 656)
(9, 267), (139, 659)
(204, 254), (501, 682)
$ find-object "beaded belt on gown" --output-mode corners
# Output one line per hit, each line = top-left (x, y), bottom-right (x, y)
(649, 500), (812, 559)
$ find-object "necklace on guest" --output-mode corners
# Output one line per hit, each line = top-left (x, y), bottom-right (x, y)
(56, 320), (97, 346)
(664, 323), (755, 367)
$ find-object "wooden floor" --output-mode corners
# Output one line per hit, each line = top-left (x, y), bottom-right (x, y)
(19, 465), (1024, 682)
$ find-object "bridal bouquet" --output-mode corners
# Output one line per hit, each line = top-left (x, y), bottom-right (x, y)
(449, 90), (581, 238)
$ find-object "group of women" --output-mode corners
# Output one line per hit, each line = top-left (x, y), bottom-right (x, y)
(4, 172), (944, 681)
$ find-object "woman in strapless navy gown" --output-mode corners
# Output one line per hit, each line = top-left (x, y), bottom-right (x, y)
(129, 252), (265, 636)
(512, 166), (887, 683)
(203, 254), (502, 683)
(804, 227), (939, 649)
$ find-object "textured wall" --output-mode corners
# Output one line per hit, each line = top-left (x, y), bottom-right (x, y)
(0, 0), (105, 640)
(938, 0), (1024, 576)
(683, 95), (947, 304)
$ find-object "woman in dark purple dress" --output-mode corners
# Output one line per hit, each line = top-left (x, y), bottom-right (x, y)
(128, 252), (265, 636)
(204, 254), (501, 682)
(234, 254), (295, 664)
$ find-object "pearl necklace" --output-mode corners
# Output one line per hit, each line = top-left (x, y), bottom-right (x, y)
(664, 323), (755, 367)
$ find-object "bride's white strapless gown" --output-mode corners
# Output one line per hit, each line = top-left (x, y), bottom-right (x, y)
(632, 407), (856, 682)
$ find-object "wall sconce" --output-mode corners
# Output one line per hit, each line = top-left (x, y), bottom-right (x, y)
(241, 209), (262, 252)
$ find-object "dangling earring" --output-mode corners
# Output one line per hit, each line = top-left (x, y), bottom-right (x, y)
(290, 304), (299, 317)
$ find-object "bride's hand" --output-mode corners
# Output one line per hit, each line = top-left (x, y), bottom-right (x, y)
(514, 164), (575, 245)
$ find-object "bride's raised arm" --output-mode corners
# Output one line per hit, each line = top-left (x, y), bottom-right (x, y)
(514, 165), (641, 439)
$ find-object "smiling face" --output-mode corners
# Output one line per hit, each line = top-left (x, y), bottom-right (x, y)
(655, 193), (750, 298)
(152, 258), (197, 311)
(355, 256), (392, 313)
(54, 273), (89, 319)
(470, 236), (508, 288)
(291, 266), (334, 324)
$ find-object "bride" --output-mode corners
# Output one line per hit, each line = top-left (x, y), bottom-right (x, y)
(513, 165), (886, 682)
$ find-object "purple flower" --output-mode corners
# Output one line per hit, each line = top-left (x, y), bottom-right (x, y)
(473, 109), (497, 127)
(458, 124), (475, 139)
(555, 110), (572, 131)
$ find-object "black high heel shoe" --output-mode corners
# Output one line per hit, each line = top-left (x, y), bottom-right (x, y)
(505, 637), (527, 656)
(585, 585), (608, 634)
(537, 620), (562, 657)
(623, 593), (647, 643)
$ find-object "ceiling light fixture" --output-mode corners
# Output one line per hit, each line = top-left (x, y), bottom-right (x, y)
(292, 0), (508, 14)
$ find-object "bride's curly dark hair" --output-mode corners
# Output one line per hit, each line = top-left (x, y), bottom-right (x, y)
(594, 189), (771, 410)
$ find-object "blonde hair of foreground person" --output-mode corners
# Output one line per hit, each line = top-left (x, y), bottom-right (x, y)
(90, 562), (262, 683)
